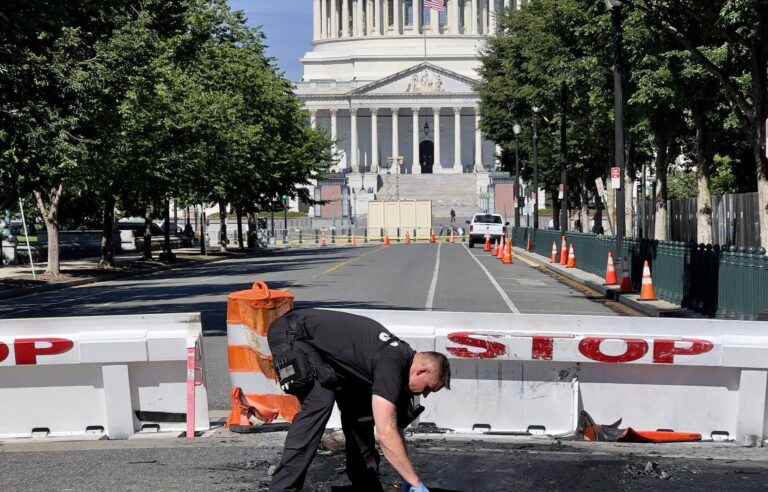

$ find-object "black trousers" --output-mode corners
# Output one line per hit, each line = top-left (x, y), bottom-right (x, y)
(268, 334), (383, 492)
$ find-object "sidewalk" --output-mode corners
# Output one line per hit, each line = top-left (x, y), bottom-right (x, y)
(513, 246), (690, 318)
(0, 247), (265, 301)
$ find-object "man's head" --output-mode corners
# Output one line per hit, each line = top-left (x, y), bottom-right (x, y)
(409, 351), (451, 398)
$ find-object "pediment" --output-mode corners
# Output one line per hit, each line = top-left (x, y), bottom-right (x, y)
(351, 62), (477, 96)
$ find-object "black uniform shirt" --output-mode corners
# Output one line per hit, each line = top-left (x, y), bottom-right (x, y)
(292, 309), (415, 409)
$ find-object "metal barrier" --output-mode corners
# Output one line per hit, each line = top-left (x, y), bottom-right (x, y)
(0, 313), (209, 440)
(337, 309), (768, 442)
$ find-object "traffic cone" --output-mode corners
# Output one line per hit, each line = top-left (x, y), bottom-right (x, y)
(405, 232), (411, 245)
(566, 244), (576, 268)
(619, 257), (633, 293)
(560, 236), (568, 265)
(484, 237), (491, 252)
(431, 231), (437, 244)
(384, 235), (391, 246)
(502, 240), (513, 265)
(639, 261), (657, 301)
(449, 230), (455, 243)
(605, 252), (618, 286)
(352, 234), (357, 246)
(550, 242), (557, 263)
(527, 237), (533, 252)
(320, 233), (327, 247)
(496, 237), (505, 259)
(491, 239), (499, 256)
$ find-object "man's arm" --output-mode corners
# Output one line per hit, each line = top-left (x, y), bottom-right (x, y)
(372, 395), (421, 488)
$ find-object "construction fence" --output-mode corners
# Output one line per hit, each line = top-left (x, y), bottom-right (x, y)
(512, 227), (768, 320)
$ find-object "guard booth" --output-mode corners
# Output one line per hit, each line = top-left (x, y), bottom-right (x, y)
(367, 200), (432, 240)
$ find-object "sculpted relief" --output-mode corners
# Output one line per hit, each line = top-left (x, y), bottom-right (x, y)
(405, 70), (445, 94)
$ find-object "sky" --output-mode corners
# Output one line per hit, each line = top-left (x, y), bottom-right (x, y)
(229, 1), (313, 82)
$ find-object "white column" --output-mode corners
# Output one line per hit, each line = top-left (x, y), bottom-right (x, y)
(314, 0), (321, 40)
(375, 0), (383, 34)
(449, 0), (460, 34)
(412, 108), (421, 175)
(463, 0), (472, 33)
(332, 0), (339, 38)
(342, 0), (350, 36)
(320, 0), (326, 38)
(474, 109), (483, 171)
(433, 108), (441, 170)
(430, 2), (440, 33)
(371, 108), (379, 173)
(413, 0), (420, 33)
(489, 0), (497, 33)
(330, 109), (339, 171)
(356, 0), (365, 35)
(392, 107), (400, 173)
(454, 107), (462, 172)
(310, 110), (317, 129)
(471, 0), (478, 34)
(350, 108), (359, 172)
(393, 0), (401, 34)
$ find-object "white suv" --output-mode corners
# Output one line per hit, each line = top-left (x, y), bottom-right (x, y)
(467, 213), (506, 248)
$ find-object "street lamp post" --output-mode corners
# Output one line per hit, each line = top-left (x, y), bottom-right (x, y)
(607, 0), (626, 258)
(560, 81), (568, 235)
(532, 107), (540, 236)
(513, 123), (522, 229)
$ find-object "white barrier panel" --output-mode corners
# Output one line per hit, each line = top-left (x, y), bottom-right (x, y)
(0, 313), (209, 440)
(339, 309), (768, 442)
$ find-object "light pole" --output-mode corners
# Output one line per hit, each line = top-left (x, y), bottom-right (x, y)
(606, 0), (626, 256)
(532, 106), (540, 236)
(513, 123), (522, 229)
(560, 81), (568, 235)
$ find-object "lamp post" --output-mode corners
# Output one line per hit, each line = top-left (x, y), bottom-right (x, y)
(513, 123), (522, 229)
(606, 0), (626, 257)
(532, 106), (540, 236)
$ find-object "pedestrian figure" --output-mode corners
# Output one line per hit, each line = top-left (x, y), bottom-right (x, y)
(268, 309), (450, 492)
(450, 209), (456, 223)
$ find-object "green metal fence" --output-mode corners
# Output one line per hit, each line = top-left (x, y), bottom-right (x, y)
(513, 227), (768, 320)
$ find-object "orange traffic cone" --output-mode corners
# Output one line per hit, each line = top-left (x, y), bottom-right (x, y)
(566, 244), (576, 268)
(502, 240), (513, 265)
(619, 257), (633, 293)
(491, 239), (499, 256)
(527, 237), (533, 252)
(352, 234), (357, 246)
(550, 242), (557, 263)
(431, 231), (437, 244)
(497, 238), (505, 259)
(559, 236), (568, 265)
(405, 232), (411, 245)
(639, 261), (657, 301)
(605, 252), (618, 286)
(484, 237), (491, 252)
(226, 387), (279, 432)
(320, 233), (327, 247)
(449, 230), (455, 243)
(384, 235), (391, 246)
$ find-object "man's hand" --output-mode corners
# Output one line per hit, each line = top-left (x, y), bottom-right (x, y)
(372, 395), (421, 487)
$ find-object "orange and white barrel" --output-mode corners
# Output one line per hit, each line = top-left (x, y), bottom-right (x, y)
(226, 281), (300, 431)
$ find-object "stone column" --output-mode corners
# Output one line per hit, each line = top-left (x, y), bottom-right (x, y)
(474, 109), (483, 171)
(314, 0), (321, 40)
(449, 0), (460, 34)
(393, 0), (401, 34)
(331, 0), (338, 38)
(433, 108), (441, 170)
(320, 0), (326, 38)
(371, 108), (379, 173)
(342, 0), (350, 36)
(471, 0), (478, 34)
(413, 0), (420, 33)
(489, 0), (496, 33)
(430, 2), (440, 33)
(356, 0), (365, 36)
(375, 0), (383, 34)
(412, 108), (421, 175)
(463, 0), (472, 33)
(350, 108), (359, 172)
(454, 107), (462, 173)
(391, 108), (400, 174)
(310, 110), (317, 129)
(330, 109), (339, 171)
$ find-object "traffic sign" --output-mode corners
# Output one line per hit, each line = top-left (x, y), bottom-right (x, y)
(611, 167), (621, 189)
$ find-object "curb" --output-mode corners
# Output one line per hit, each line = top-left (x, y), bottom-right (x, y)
(0, 248), (277, 302)
(513, 247), (690, 318)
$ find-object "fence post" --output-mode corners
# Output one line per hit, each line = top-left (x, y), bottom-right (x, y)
(331, 228), (336, 244)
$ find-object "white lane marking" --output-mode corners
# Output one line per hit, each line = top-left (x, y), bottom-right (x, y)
(425, 242), (442, 310)
(463, 244), (520, 314)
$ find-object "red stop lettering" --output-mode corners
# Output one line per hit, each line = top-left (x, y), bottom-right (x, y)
(0, 342), (8, 363)
(579, 337), (648, 364)
(653, 338), (714, 364)
(447, 332), (506, 359)
(14, 338), (74, 365)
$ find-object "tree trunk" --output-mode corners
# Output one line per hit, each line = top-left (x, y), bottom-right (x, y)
(552, 189), (560, 231)
(33, 183), (64, 277)
(200, 206), (207, 255)
(696, 173), (713, 244)
(606, 173), (616, 236)
(219, 201), (228, 253)
(247, 212), (256, 249)
(579, 180), (589, 233)
(654, 153), (669, 241)
(99, 195), (116, 268)
(692, 102), (714, 245)
(624, 174), (635, 238)
(236, 207), (244, 250)
(143, 205), (153, 260)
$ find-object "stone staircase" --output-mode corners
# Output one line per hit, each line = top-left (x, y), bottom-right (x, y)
(376, 174), (481, 218)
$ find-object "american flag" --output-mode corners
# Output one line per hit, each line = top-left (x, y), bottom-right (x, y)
(424, 0), (447, 12)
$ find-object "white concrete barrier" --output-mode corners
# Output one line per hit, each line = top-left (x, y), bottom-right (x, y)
(339, 310), (768, 443)
(0, 313), (209, 440)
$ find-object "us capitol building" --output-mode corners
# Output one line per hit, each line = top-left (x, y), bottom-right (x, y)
(294, 1), (526, 219)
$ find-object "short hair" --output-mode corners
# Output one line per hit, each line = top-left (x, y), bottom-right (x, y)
(422, 351), (451, 390)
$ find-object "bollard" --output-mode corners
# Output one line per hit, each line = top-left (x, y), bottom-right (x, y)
(364, 229), (368, 243)
(348, 228), (352, 243)
(380, 228), (385, 243)
(413, 229), (417, 242)
(314, 229), (319, 244)
(331, 229), (336, 244)
(299, 230), (303, 244)
(283, 230), (287, 245)
(397, 227), (401, 242)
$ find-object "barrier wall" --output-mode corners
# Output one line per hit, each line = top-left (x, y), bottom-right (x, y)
(338, 309), (768, 442)
(0, 313), (209, 440)
(367, 201), (432, 239)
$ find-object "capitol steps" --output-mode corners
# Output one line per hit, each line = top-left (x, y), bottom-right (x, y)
(376, 174), (481, 218)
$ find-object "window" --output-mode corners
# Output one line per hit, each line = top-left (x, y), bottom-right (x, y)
(474, 215), (503, 224)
